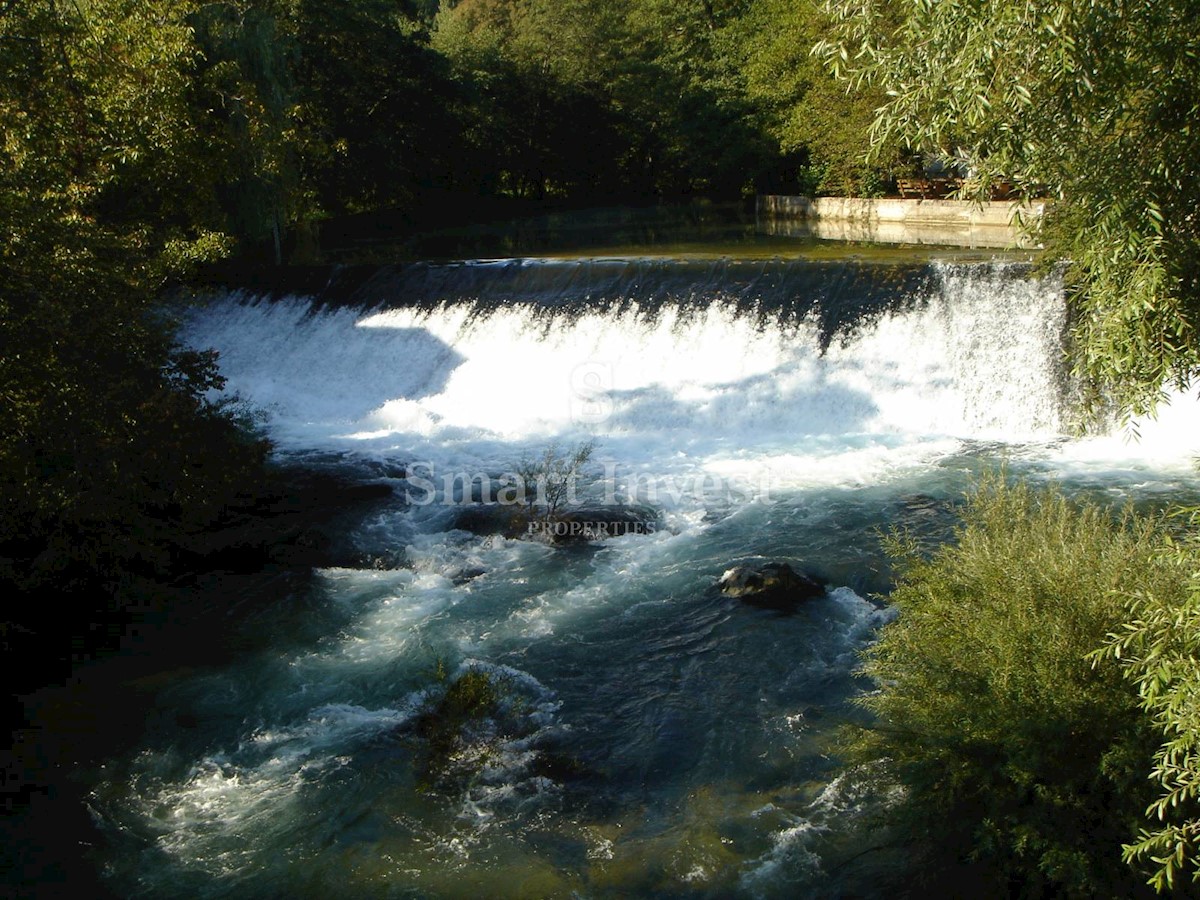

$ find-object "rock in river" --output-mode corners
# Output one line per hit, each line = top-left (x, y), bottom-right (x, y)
(718, 562), (825, 608)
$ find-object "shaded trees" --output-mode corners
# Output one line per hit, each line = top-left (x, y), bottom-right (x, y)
(736, 0), (901, 195)
(294, 0), (462, 214)
(614, 0), (772, 198)
(187, 1), (303, 259)
(430, 0), (880, 203)
(0, 0), (271, 661)
(432, 0), (629, 201)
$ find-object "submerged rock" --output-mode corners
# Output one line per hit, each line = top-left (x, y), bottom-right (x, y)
(449, 503), (528, 538)
(534, 506), (660, 543)
(718, 562), (825, 608)
(451, 503), (660, 543)
(448, 565), (487, 585)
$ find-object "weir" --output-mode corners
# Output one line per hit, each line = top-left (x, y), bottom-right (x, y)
(182, 257), (1073, 455)
(83, 253), (1199, 899)
(757, 194), (1046, 248)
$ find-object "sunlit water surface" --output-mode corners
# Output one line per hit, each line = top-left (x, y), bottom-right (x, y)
(80, 250), (1200, 898)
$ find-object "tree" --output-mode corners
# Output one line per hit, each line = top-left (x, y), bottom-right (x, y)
(293, 0), (461, 215)
(432, 0), (784, 202)
(514, 440), (596, 523)
(851, 476), (1188, 896)
(735, 0), (901, 195)
(187, 1), (305, 260)
(613, 0), (773, 198)
(432, 0), (629, 201)
(0, 0), (270, 666)
(818, 0), (1200, 419)
(1094, 515), (1200, 893)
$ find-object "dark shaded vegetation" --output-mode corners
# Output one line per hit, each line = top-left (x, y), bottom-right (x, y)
(410, 664), (589, 796)
(413, 666), (506, 792)
(849, 476), (1194, 896)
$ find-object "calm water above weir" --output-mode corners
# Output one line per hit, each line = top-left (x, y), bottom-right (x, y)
(30, 221), (1200, 898)
(311, 201), (1027, 264)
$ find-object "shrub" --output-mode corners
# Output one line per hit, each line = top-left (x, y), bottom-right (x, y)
(851, 475), (1190, 897)
(513, 439), (596, 523)
(414, 667), (505, 793)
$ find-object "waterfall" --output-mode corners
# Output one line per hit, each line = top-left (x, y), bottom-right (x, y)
(182, 259), (1072, 455)
(85, 254), (1199, 900)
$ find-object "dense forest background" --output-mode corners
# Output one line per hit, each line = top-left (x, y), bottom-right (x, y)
(161, 0), (903, 258)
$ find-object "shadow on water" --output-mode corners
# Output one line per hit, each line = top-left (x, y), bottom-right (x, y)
(602, 373), (880, 437)
(304, 323), (465, 418)
(197, 256), (985, 355)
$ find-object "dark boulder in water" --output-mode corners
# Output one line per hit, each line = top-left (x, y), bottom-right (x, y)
(449, 503), (528, 538)
(718, 562), (825, 608)
(448, 565), (487, 585)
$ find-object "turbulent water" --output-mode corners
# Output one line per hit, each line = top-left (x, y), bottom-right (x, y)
(84, 256), (1199, 898)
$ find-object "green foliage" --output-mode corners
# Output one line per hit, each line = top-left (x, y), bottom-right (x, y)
(414, 666), (506, 792)
(735, 0), (900, 196)
(613, 0), (772, 197)
(1094, 512), (1200, 893)
(0, 0), (272, 664)
(293, 0), (461, 214)
(442, 668), (502, 719)
(432, 0), (625, 201)
(432, 0), (792, 201)
(187, 1), (305, 253)
(813, 6), (1200, 876)
(817, 0), (1200, 419)
(853, 475), (1188, 896)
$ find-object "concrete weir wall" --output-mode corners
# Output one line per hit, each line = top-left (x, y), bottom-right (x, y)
(757, 194), (1046, 249)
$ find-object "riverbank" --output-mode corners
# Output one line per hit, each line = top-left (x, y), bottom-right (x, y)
(3, 460), (401, 897)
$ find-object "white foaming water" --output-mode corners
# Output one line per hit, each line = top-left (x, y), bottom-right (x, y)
(182, 263), (1068, 467)
(131, 701), (421, 877)
(89, 257), (1200, 899)
(179, 259), (1200, 493)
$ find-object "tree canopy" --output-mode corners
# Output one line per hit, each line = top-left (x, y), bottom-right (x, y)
(0, 0), (271, 662)
(818, 0), (1200, 419)
(817, 4), (1200, 888)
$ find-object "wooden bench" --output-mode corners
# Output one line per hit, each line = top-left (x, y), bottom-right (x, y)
(896, 177), (932, 198)
(896, 177), (964, 199)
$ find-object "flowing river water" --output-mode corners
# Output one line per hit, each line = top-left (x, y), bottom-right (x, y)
(33, 240), (1200, 898)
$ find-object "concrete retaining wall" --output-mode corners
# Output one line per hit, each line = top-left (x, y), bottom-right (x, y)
(757, 194), (1045, 248)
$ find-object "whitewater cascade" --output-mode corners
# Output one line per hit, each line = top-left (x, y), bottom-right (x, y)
(182, 259), (1072, 456)
(80, 255), (1199, 900)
